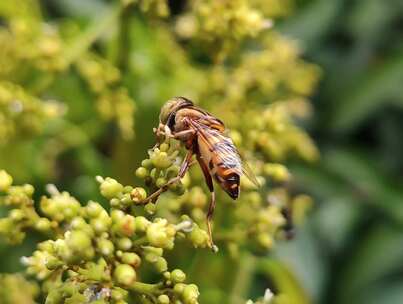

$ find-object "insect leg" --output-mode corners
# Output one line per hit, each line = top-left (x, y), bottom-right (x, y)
(196, 156), (218, 252)
(173, 129), (196, 141)
(139, 150), (194, 204)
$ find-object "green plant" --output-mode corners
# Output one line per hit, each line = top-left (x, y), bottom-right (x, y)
(0, 0), (321, 303)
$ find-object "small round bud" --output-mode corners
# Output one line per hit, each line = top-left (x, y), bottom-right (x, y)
(151, 152), (172, 169)
(159, 143), (170, 152)
(171, 269), (186, 283)
(131, 187), (147, 203)
(189, 228), (209, 248)
(114, 264), (136, 286)
(158, 294), (170, 304)
(23, 184), (35, 196)
(86, 201), (104, 217)
(67, 230), (92, 253)
(97, 238), (115, 257)
(9, 209), (24, 221)
(173, 283), (186, 295)
(135, 216), (150, 232)
(155, 257), (168, 273)
(0, 170), (13, 191)
(121, 252), (141, 267)
(99, 178), (124, 199)
(183, 284), (199, 304)
(141, 159), (152, 168)
(35, 218), (52, 231)
(156, 177), (167, 188)
(135, 167), (148, 179)
(111, 209), (125, 222)
(117, 237), (132, 251)
(145, 203), (156, 214)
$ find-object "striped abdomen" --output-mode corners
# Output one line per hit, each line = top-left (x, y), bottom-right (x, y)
(197, 131), (242, 199)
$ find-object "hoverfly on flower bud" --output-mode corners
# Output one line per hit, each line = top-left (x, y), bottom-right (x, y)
(141, 97), (259, 251)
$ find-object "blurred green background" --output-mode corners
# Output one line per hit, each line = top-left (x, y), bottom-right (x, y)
(1, 0), (403, 303)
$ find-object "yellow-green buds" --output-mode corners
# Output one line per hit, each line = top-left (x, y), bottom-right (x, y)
(97, 176), (124, 199)
(0, 170), (13, 191)
(182, 284), (199, 304)
(114, 264), (137, 286)
(146, 218), (176, 249)
(171, 269), (186, 283)
(158, 294), (170, 304)
(131, 187), (147, 203)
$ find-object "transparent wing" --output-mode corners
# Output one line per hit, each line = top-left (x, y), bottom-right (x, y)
(189, 118), (259, 187)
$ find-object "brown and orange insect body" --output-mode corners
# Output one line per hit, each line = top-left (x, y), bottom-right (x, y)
(145, 97), (258, 251)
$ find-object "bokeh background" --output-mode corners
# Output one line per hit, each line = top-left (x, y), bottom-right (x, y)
(1, 0), (403, 303)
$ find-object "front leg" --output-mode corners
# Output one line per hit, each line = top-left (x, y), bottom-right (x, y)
(138, 149), (195, 204)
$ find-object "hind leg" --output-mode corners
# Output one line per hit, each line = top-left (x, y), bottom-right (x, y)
(196, 156), (218, 252)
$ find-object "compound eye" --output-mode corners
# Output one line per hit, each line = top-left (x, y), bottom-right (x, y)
(167, 112), (176, 130)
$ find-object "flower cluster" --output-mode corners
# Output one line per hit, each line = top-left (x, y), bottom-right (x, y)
(76, 53), (136, 140)
(0, 0), (321, 302)
(0, 169), (205, 303)
(0, 82), (64, 145)
(0, 273), (39, 304)
(175, 0), (271, 61)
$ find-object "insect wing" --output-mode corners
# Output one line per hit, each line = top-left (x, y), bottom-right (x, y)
(240, 157), (260, 188)
(189, 119), (258, 186)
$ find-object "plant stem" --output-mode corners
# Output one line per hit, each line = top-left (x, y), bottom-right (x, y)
(63, 4), (123, 67)
(229, 253), (257, 304)
(130, 281), (163, 295)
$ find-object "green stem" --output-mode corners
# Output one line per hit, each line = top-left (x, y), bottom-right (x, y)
(229, 253), (257, 304)
(114, 3), (133, 71)
(132, 236), (148, 246)
(63, 4), (123, 67)
(130, 281), (163, 295)
(256, 258), (311, 304)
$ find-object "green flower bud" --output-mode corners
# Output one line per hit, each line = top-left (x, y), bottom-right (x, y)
(111, 287), (128, 301)
(151, 151), (172, 169)
(45, 256), (63, 270)
(156, 177), (167, 188)
(0, 170), (13, 191)
(174, 283), (186, 295)
(135, 216), (150, 232)
(121, 252), (141, 267)
(183, 284), (199, 304)
(110, 198), (120, 207)
(86, 201), (104, 218)
(23, 184), (35, 196)
(99, 177), (124, 199)
(35, 218), (52, 231)
(66, 230), (94, 260)
(158, 294), (170, 304)
(123, 185), (133, 193)
(146, 219), (174, 249)
(116, 237), (132, 251)
(155, 257), (168, 273)
(111, 209), (125, 222)
(131, 187), (147, 203)
(114, 264), (136, 286)
(171, 269), (186, 283)
(141, 159), (152, 168)
(9, 209), (25, 221)
(135, 167), (148, 179)
(145, 203), (156, 214)
(113, 215), (136, 237)
(159, 143), (170, 152)
(90, 216), (112, 234)
(188, 228), (209, 248)
(97, 238), (115, 257)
